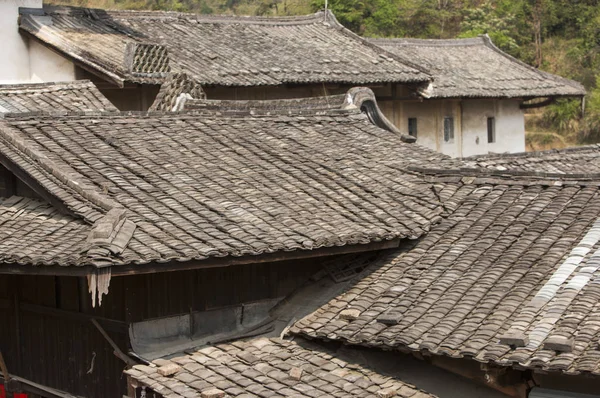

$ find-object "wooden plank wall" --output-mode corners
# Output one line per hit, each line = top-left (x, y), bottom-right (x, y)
(0, 258), (323, 397)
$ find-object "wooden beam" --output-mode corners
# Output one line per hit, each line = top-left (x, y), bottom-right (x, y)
(0, 265), (92, 277)
(0, 239), (401, 277)
(0, 374), (80, 398)
(0, 351), (10, 384)
(19, 302), (127, 333)
(110, 238), (402, 277)
(520, 97), (556, 109)
(91, 319), (137, 367)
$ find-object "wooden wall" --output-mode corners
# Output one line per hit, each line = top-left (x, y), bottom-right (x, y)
(0, 258), (323, 397)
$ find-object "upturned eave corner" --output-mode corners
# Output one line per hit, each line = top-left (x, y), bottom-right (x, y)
(343, 87), (416, 142)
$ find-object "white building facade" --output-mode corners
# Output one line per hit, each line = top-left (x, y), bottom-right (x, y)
(0, 1), (76, 84)
(381, 98), (526, 157)
(372, 37), (585, 157)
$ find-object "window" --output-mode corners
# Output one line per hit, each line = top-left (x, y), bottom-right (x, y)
(408, 118), (417, 138)
(487, 117), (496, 143)
(443, 117), (454, 142)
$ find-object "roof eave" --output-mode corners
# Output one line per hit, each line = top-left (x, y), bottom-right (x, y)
(0, 237), (403, 277)
(18, 17), (126, 88)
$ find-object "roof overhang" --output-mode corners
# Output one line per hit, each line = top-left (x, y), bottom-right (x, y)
(0, 237), (401, 277)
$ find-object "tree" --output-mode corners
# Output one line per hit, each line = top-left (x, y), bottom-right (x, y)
(459, 1), (518, 53)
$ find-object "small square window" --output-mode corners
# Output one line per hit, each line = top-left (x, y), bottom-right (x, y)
(443, 117), (454, 142)
(408, 118), (417, 138)
(487, 117), (496, 143)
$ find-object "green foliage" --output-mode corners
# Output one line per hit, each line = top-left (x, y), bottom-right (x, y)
(542, 99), (581, 133)
(580, 83), (600, 143)
(458, 1), (518, 52)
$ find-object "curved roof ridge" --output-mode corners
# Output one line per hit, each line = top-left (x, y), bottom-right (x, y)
(329, 14), (431, 76)
(0, 80), (96, 93)
(466, 144), (600, 161)
(408, 165), (600, 181)
(370, 34), (585, 98)
(370, 36), (486, 47)
(40, 4), (325, 25)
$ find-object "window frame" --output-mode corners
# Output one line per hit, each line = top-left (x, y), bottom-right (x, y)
(487, 116), (496, 144)
(443, 116), (454, 143)
(408, 117), (417, 138)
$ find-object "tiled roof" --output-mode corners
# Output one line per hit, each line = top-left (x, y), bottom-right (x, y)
(183, 94), (347, 115)
(0, 95), (458, 269)
(20, 6), (430, 87)
(292, 173), (600, 375)
(125, 337), (436, 398)
(0, 196), (89, 266)
(149, 73), (206, 112)
(465, 145), (600, 174)
(369, 36), (585, 99)
(0, 80), (117, 114)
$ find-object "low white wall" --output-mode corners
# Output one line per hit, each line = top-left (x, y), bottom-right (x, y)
(381, 99), (462, 157)
(380, 98), (525, 157)
(461, 99), (525, 157)
(0, 0), (76, 84)
(29, 40), (76, 83)
(0, 0), (42, 83)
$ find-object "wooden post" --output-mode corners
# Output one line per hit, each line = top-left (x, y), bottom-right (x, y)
(12, 276), (21, 374)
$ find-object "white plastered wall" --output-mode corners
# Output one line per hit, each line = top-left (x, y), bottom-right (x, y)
(380, 98), (525, 157)
(0, 0), (76, 84)
(0, 0), (42, 83)
(381, 99), (462, 157)
(29, 40), (76, 83)
(461, 99), (525, 157)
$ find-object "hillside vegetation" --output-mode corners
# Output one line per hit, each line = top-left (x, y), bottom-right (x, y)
(47, 0), (600, 149)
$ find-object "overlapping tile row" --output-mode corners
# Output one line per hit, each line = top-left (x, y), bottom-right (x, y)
(125, 337), (435, 398)
(149, 73), (206, 112)
(0, 196), (90, 266)
(0, 80), (118, 114)
(0, 108), (459, 267)
(370, 37), (585, 98)
(20, 6), (430, 87)
(465, 144), (600, 174)
(292, 175), (600, 375)
(183, 94), (347, 115)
